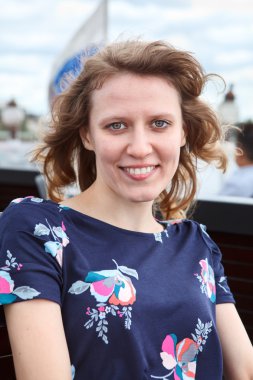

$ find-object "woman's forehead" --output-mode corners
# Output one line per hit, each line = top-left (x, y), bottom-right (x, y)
(90, 72), (180, 103)
(88, 73), (183, 126)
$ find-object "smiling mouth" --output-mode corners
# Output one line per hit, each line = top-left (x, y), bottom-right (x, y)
(123, 166), (157, 175)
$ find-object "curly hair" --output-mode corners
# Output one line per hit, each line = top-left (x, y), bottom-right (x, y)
(33, 40), (227, 219)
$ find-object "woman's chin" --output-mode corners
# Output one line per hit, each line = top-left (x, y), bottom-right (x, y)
(126, 191), (161, 204)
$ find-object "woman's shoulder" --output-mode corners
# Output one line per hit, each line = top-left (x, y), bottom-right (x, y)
(166, 217), (205, 232)
(165, 217), (215, 246)
(0, 197), (61, 229)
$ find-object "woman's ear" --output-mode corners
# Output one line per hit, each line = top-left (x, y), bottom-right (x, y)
(79, 128), (94, 151)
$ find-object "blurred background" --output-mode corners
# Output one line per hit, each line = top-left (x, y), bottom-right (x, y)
(0, 0), (253, 197)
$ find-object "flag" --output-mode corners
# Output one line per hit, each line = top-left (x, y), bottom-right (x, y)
(49, 0), (108, 103)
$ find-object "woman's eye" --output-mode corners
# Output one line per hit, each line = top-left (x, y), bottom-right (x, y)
(153, 120), (169, 128)
(108, 122), (126, 130)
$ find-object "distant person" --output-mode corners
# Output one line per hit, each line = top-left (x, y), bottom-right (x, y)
(219, 121), (253, 197)
(0, 40), (253, 380)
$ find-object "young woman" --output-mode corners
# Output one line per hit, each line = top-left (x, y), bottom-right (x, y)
(0, 40), (252, 380)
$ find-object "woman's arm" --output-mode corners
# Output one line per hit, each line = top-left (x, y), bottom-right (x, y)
(217, 303), (253, 380)
(4, 299), (72, 380)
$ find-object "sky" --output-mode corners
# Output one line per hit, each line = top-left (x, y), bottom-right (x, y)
(0, 0), (253, 121)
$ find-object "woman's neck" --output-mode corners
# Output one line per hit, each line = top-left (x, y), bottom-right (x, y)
(61, 185), (163, 233)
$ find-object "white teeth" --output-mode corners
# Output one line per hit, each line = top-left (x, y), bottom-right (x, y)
(126, 166), (155, 175)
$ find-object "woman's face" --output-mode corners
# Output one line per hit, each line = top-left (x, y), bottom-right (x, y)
(81, 73), (185, 205)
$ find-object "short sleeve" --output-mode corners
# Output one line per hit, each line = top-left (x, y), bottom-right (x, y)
(199, 224), (235, 305)
(0, 199), (64, 307)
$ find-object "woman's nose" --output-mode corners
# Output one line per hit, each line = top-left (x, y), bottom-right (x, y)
(126, 127), (153, 158)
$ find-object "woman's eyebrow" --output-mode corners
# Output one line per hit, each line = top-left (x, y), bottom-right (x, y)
(98, 113), (176, 124)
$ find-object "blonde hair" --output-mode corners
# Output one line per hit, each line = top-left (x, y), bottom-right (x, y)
(33, 40), (227, 218)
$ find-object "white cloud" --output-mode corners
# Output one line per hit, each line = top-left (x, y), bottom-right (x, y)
(0, 54), (51, 75)
(0, 72), (49, 114)
(219, 66), (253, 84)
(214, 50), (253, 66)
(0, 0), (39, 19)
(0, 0), (253, 121)
(207, 24), (253, 45)
(192, 0), (253, 11)
(109, 0), (215, 41)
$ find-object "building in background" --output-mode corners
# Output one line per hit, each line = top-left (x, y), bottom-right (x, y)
(217, 84), (239, 126)
(1, 99), (26, 140)
(197, 85), (241, 198)
(0, 100), (41, 169)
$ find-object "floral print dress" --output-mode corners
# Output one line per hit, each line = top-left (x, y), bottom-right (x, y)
(0, 197), (235, 380)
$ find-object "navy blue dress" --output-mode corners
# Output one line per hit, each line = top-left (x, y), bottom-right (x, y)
(0, 197), (235, 380)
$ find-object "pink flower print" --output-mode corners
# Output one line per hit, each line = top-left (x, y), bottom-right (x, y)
(0, 250), (21, 281)
(0, 270), (17, 305)
(108, 274), (136, 306)
(81, 260), (138, 307)
(0, 270), (16, 304)
(86, 269), (136, 306)
(11, 197), (25, 204)
(198, 258), (216, 303)
(160, 334), (197, 380)
(87, 272), (115, 303)
(17, 263), (23, 271)
(11, 196), (38, 204)
(151, 319), (212, 380)
(176, 338), (198, 379)
(98, 306), (106, 318)
(0, 270), (14, 293)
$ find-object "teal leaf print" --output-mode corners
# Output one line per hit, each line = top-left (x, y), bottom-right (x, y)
(7, 250), (12, 259)
(34, 223), (50, 236)
(200, 224), (210, 237)
(69, 281), (90, 295)
(31, 197), (43, 203)
(71, 365), (75, 379)
(53, 226), (66, 238)
(34, 219), (70, 267)
(154, 232), (163, 243)
(44, 241), (62, 257)
(118, 265), (139, 280)
(217, 276), (229, 293)
(96, 318), (109, 344)
(59, 205), (71, 211)
(121, 306), (132, 329)
(13, 286), (41, 299)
